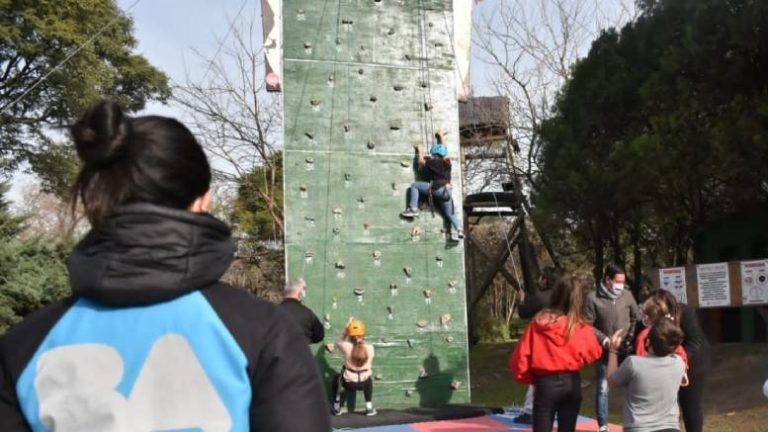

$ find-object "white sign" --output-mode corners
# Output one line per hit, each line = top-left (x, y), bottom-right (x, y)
(659, 267), (687, 304)
(696, 263), (731, 307)
(741, 260), (768, 305)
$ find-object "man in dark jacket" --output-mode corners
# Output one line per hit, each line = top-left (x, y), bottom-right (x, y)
(584, 263), (639, 432)
(514, 266), (563, 424)
(280, 278), (325, 344)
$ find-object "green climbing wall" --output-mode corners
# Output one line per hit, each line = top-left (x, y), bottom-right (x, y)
(282, 0), (470, 408)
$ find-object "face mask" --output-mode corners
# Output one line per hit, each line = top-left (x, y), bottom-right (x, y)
(612, 282), (625, 292)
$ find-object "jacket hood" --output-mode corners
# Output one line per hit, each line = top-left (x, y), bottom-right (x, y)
(68, 203), (235, 306)
(532, 312), (573, 347)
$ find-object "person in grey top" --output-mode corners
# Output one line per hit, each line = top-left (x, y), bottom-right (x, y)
(608, 317), (687, 432)
(584, 263), (639, 431)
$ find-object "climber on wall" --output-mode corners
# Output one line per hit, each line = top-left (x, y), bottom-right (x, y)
(400, 130), (464, 242)
(332, 318), (377, 416)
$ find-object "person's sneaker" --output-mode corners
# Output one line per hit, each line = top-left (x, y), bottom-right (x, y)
(400, 208), (419, 218)
(456, 230), (465, 239)
(597, 425), (609, 432)
(365, 407), (378, 416)
(513, 413), (532, 424)
(449, 231), (463, 242)
(331, 403), (342, 416)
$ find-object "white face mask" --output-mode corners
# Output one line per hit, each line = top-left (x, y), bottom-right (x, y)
(612, 282), (625, 292)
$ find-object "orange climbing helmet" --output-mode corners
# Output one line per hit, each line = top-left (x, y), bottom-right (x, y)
(347, 320), (366, 337)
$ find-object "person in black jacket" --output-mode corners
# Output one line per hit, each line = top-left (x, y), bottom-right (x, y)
(400, 130), (464, 242)
(514, 266), (563, 424)
(0, 100), (330, 432)
(280, 278), (324, 344)
(677, 303), (712, 432)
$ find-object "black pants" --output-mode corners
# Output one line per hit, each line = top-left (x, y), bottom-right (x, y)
(533, 371), (581, 432)
(679, 372), (706, 432)
(332, 374), (373, 403)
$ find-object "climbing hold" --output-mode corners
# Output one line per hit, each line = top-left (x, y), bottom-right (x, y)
(416, 320), (428, 328)
(360, 45), (366, 51)
(332, 227), (341, 235)
(390, 120), (402, 130)
(305, 156), (314, 163)
(353, 288), (365, 296)
(448, 278), (458, 288)
(363, 223), (370, 230)
(404, 54), (412, 61)
(369, 95), (377, 103)
(343, 124), (350, 133)
(389, 283), (399, 294)
(436, 255), (443, 262)
(304, 42), (312, 49)
(440, 314), (452, 327)
(304, 132), (314, 140)
(424, 102), (433, 111)
(387, 27), (395, 35)
(324, 313), (331, 322)
(341, 18), (354, 24)
(391, 182), (398, 191)
(386, 305), (394, 314)
(406, 338), (413, 348)
(304, 216), (316, 223)
(423, 289), (432, 298)
(400, 160), (411, 168)
(367, 141), (375, 150)
(358, 68), (365, 75)
(332, 207), (344, 216)
(299, 185), (308, 192)
(374, 374), (383, 380)
(344, 173), (352, 181)
(325, 343), (335, 353)
(372, 250), (382, 259)
(446, 336), (455, 343)
(304, 250), (315, 258)
(309, 98), (321, 107)
(411, 226), (423, 238)
(335, 261), (346, 270)
(403, 267), (413, 277)
(405, 390), (413, 397)
(420, 81), (428, 88)
(451, 380), (463, 390)
(328, 74), (335, 83)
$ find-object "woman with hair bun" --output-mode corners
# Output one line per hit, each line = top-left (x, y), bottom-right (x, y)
(0, 100), (330, 432)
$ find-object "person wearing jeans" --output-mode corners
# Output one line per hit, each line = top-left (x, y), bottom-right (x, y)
(400, 130), (464, 242)
(584, 264), (639, 432)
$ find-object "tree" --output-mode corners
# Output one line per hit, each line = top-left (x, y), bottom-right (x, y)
(534, 0), (768, 281)
(0, 0), (170, 171)
(172, 14), (285, 300)
(0, 183), (69, 333)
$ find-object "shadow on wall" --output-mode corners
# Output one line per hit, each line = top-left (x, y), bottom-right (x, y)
(416, 353), (455, 407)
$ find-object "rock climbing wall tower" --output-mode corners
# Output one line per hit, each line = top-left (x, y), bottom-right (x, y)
(282, 0), (470, 408)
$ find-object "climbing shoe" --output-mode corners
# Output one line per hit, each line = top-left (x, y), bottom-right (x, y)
(400, 208), (419, 218)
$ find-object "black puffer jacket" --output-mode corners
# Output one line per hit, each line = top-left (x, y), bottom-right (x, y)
(0, 203), (330, 432)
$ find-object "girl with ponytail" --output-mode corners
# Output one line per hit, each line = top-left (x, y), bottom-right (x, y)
(332, 317), (377, 416)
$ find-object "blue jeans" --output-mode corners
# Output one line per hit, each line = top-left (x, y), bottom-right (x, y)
(407, 181), (461, 232)
(594, 356), (609, 427)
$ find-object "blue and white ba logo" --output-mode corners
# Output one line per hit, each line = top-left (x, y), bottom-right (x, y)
(34, 334), (232, 431)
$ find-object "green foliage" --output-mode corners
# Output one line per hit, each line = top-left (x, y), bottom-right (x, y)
(535, 0), (768, 271)
(476, 313), (510, 343)
(233, 152), (283, 241)
(0, 0), (170, 171)
(27, 141), (81, 199)
(0, 183), (69, 333)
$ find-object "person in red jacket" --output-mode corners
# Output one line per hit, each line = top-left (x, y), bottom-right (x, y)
(510, 274), (604, 432)
(635, 290), (689, 369)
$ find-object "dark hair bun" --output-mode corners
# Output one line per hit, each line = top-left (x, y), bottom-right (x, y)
(71, 100), (132, 166)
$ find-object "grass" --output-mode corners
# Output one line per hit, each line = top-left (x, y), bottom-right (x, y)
(469, 341), (768, 431)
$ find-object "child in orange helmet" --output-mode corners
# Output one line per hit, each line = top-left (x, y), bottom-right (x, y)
(332, 317), (376, 416)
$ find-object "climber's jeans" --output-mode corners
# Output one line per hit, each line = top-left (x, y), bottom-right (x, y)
(407, 182), (460, 232)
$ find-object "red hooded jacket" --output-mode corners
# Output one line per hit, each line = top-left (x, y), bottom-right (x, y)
(510, 312), (603, 385)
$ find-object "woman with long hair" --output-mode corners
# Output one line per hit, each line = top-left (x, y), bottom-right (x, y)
(332, 318), (377, 416)
(0, 100), (329, 432)
(510, 274), (604, 432)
